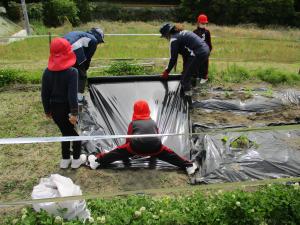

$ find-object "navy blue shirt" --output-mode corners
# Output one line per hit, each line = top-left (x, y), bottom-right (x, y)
(41, 67), (79, 115)
(63, 31), (98, 70)
(166, 30), (210, 73)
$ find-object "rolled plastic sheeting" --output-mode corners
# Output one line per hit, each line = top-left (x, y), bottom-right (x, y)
(77, 75), (191, 169)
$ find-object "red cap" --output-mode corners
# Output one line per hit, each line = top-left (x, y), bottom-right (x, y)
(48, 37), (76, 71)
(197, 14), (208, 24)
(132, 100), (151, 121)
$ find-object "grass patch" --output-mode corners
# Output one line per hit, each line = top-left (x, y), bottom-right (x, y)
(1, 21), (299, 73)
(209, 64), (300, 86)
(256, 68), (300, 85)
(103, 61), (153, 76)
(2, 184), (300, 224)
(0, 64), (299, 88)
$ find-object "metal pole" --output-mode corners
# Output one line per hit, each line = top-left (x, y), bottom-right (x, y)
(48, 32), (52, 50)
(20, 0), (31, 35)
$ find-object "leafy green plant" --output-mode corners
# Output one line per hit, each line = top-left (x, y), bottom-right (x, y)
(222, 136), (229, 143)
(230, 135), (251, 149)
(3, 184), (300, 224)
(104, 62), (152, 76)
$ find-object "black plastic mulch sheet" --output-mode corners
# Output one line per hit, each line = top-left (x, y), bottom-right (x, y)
(190, 89), (300, 184)
(192, 89), (300, 112)
(79, 76), (300, 183)
(191, 129), (300, 184)
(78, 75), (191, 169)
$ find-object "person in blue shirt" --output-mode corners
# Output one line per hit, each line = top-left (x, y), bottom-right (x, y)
(160, 23), (210, 96)
(64, 28), (104, 100)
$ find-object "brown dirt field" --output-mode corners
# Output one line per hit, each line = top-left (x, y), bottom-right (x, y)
(191, 87), (300, 127)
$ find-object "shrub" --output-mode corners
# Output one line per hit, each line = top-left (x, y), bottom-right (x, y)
(104, 62), (152, 76)
(74, 0), (91, 23)
(27, 3), (43, 21)
(90, 2), (176, 21)
(0, 69), (40, 88)
(0, 69), (27, 87)
(6, 1), (22, 21)
(90, 2), (120, 21)
(42, 0), (79, 27)
(178, 0), (298, 27)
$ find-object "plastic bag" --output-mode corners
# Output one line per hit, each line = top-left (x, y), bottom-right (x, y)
(31, 174), (91, 221)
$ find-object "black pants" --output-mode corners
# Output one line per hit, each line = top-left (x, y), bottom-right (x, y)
(95, 143), (192, 170)
(50, 103), (81, 159)
(198, 59), (209, 80)
(182, 53), (209, 91)
(74, 64), (87, 93)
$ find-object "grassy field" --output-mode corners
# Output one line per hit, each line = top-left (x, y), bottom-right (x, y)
(0, 21), (300, 221)
(0, 21), (299, 74)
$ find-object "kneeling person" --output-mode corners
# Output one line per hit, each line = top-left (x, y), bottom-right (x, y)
(88, 100), (198, 175)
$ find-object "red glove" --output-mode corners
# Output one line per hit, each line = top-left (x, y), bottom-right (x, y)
(161, 70), (169, 80)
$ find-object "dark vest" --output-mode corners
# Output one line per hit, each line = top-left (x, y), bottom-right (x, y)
(130, 119), (162, 154)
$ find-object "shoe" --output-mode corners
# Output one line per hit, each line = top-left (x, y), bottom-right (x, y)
(71, 154), (86, 169)
(60, 159), (71, 169)
(186, 163), (198, 175)
(77, 93), (84, 102)
(200, 79), (208, 84)
(88, 155), (100, 170)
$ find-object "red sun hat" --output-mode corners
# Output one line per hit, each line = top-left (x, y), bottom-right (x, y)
(198, 14), (208, 24)
(48, 37), (76, 71)
(132, 100), (151, 121)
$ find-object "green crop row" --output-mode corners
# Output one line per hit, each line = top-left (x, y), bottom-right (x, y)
(2, 183), (300, 225)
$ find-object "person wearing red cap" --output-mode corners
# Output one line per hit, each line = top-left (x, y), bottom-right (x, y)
(88, 100), (198, 175)
(194, 14), (212, 84)
(41, 37), (85, 169)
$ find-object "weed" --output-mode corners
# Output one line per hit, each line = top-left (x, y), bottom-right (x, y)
(262, 88), (274, 98)
(224, 91), (232, 99)
(244, 88), (254, 99)
(222, 136), (229, 143)
(230, 135), (251, 149)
